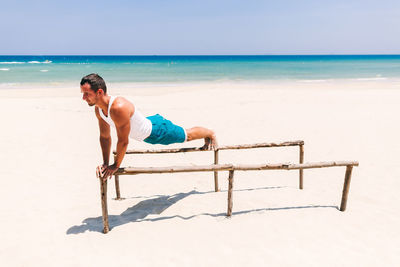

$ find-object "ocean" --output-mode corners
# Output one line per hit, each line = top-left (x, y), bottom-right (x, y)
(1, 55), (400, 85)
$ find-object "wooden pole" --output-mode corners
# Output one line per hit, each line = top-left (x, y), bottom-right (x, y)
(114, 175), (121, 200)
(117, 161), (359, 175)
(227, 170), (234, 217)
(120, 140), (305, 154)
(214, 149), (219, 192)
(100, 160), (358, 233)
(299, 144), (304, 189)
(219, 140), (304, 150)
(114, 155), (121, 200)
(340, 165), (354, 212)
(286, 161), (359, 170)
(100, 178), (110, 233)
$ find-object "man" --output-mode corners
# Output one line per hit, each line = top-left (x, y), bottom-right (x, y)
(80, 73), (217, 180)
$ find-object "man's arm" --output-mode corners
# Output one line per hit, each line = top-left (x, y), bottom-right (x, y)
(101, 99), (132, 179)
(95, 107), (112, 166)
(112, 107), (131, 169)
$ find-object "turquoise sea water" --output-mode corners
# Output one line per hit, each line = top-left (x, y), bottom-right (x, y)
(1, 55), (400, 85)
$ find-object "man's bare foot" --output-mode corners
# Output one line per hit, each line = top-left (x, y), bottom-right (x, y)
(200, 135), (218, 150)
(200, 138), (211, 150)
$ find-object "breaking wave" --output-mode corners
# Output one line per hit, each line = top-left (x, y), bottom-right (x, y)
(28, 60), (52, 64)
(0, 62), (25, 64)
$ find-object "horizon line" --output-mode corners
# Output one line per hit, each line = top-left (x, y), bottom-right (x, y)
(1, 54), (400, 56)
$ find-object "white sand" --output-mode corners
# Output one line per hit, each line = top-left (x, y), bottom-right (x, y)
(1, 80), (400, 266)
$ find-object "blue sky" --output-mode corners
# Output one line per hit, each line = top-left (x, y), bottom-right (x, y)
(1, 0), (399, 55)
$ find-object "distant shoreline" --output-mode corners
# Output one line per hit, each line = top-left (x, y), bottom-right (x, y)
(1, 54), (400, 56)
(2, 77), (400, 87)
(1, 55), (400, 84)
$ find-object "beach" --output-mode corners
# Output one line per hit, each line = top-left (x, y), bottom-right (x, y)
(1, 79), (400, 266)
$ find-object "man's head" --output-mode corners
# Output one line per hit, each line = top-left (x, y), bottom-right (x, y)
(80, 73), (107, 106)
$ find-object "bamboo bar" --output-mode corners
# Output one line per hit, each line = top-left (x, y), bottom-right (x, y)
(116, 140), (305, 155)
(98, 140), (359, 234)
(116, 161), (359, 175)
(114, 175), (121, 200)
(114, 155), (122, 200)
(114, 140), (304, 193)
(117, 163), (234, 174)
(227, 170), (234, 217)
(340, 165), (354, 211)
(214, 150), (219, 192)
(286, 161), (359, 169)
(100, 161), (358, 233)
(218, 140), (304, 150)
(299, 144), (304, 189)
(100, 178), (109, 234)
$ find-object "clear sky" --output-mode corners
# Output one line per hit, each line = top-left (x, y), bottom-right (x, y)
(1, 0), (399, 55)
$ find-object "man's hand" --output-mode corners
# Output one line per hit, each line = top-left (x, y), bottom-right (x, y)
(96, 164), (107, 179)
(96, 164), (118, 181)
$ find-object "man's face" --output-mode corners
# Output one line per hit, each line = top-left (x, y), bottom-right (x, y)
(81, 83), (98, 106)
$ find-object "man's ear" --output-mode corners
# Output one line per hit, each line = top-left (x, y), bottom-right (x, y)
(97, 88), (105, 96)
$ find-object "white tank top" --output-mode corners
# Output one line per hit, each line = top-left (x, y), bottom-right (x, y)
(99, 96), (152, 141)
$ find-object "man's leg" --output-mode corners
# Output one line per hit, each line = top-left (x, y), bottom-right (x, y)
(185, 127), (218, 150)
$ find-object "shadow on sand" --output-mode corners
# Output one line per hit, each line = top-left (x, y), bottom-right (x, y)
(66, 186), (338, 234)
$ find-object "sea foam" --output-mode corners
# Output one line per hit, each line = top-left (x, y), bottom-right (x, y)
(0, 68), (10, 71)
(28, 60), (52, 64)
(0, 62), (24, 64)
(356, 77), (387, 81)
(297, 79), (328, 83)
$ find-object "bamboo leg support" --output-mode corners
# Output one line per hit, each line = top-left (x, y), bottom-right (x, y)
(227, 170), (234, 217)
(214, 150), (219, 192)
(340, 165), (353, 211)
(113, 155), (122, 200)
(299, 144), (304, 189)
(100, 178), (110, 233)
(114, 175), (121, 200)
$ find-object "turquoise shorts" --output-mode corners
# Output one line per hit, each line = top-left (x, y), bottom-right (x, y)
(144, 114), (186, 145)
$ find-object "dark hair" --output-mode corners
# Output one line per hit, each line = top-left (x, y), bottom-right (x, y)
(80, 73), (107, 93)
